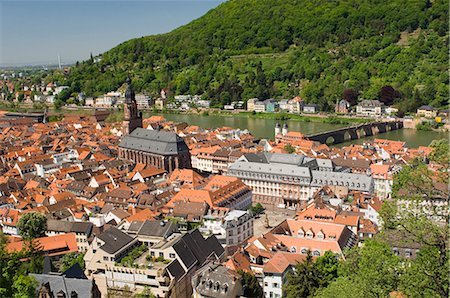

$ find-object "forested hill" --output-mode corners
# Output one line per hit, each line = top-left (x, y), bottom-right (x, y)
(51, 0), (448, 113)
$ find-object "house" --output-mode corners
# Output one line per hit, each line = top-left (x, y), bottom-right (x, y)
(46, 220), (93, 252)
(253, 100), (266, 113)
(84, 227), (139, 275)
(416, 105), (437, 118)
(32, 272), (101, 298)
(247, 98), (258, 112)
(302, 103), (319, 114)
(7, 233), (78, 257)
(126, 219), (178, 247)
(265, 99), (279, 113)
(356, 100), (385, 117)
(263, 252), (308, 298)
(249, 219), (357, 257)
(192, 263), (243, 298)
(370, 163), (393, 199)
(201, 209), (254, 246)
(335, 99), (350, 114)
(0, 208), (21, 235)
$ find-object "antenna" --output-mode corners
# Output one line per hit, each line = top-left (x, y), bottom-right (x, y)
(58, 54), (62, 70)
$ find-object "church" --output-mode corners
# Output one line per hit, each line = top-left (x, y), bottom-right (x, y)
(118, 79), (191, 172)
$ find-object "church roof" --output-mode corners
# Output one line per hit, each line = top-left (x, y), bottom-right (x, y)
(119, 128), (189, 155)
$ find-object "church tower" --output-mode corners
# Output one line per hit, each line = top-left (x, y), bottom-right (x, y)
(123, 77), (142, 135)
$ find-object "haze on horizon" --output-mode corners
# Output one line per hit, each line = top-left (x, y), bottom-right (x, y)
(0, 0), (223, 67)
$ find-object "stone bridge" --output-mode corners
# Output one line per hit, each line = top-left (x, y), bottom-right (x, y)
(305, 121), (404, 145)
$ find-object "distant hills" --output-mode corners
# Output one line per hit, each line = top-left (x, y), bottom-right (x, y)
(50, 0), (448, 113)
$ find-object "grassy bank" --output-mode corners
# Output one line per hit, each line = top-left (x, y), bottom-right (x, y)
(148, 109), (372, 125)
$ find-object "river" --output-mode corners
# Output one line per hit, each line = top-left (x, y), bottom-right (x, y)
(151, 113), (447, 148)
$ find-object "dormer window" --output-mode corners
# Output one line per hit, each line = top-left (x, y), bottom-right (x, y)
(291, 246), (297, 253)
(297, 228), (305, 237)
(214, 282), (220, 291)
(222, 284), (229, 294)
(301, 248), (308, 254)
(313, 250), (320, 256)
(306, 229), (314, 239)
(316, 231), (324, 239)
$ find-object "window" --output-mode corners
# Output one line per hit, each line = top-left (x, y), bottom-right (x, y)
(169, 253), (176, 258)
(393, 248), (399, 256)
(313, 250), (320, 256)
(159, 252), (164, 257)
(405, 250), (412, 258)
(264, 282), (268, 287)
(103, 256), (109, 261)
(290, 246), (296, 253)
(150, 251), (155, 256)
(301, 248), (308, 254)
(273, 283), (279, 288)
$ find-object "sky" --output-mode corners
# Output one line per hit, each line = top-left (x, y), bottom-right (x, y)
(0, 0), (223, 66)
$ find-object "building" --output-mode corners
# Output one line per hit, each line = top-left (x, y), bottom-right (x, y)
(135, 94), (153, 109)
(46, 219), (93, 252)
(263, 252), (307, 298)
(167, 175), (253, 211)
(7, 233), (78, 257)
(201, 209), (254, 246)
(254, 100), (266, 113)
(32, 272), (101, 298)
(370, 163), (394, 199)
(335, 99), (350, 114)
(122, 78), (143, 135)
(192, 263), (243, 298)
(302, 103), (319, 114)
(250, 218), (357, 257)
(247, 98), (258, 112)
(227, 152), (373, 207)
(118, 128), (191, 172)
(84, 227), (139, 275)
(416, 105), (437, 118)
(356, 100), (385, 117)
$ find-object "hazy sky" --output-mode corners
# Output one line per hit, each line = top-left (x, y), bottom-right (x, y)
(0, 0), (223, 66)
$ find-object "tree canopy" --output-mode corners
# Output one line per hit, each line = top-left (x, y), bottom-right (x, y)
(17, 212), (47, 240)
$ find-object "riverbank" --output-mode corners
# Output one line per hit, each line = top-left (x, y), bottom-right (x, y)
(144, 109), (372, 125)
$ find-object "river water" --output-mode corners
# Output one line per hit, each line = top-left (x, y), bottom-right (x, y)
(152, 113), (447, 148)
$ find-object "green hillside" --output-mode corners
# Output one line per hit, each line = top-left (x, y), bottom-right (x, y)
(50, 0), (448, 113)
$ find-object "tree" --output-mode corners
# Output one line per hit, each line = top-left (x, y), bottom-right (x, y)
(284, 144), (296, 154)
(314, 251), (339, 287)
(399, 246), (449, 298)
(0, 232), (42, 297)
(17, 93), (25, 102)
(315, 240), (400, 298)
(134, 287), (155, 298)
(378, 85), (401, 106)
(239, 270), (263, 298)
(12, 275), (38, 298)
(284, 252), (319, 298)
(379, 139), (449, 298)
(17, 212), (47, 240)
(60, 252), (86, 272)
(249, 203), (265, 215)
(342, 88), (358, 106)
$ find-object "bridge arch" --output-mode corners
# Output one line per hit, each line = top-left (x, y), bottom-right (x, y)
(326, 136), (335, 145)
(343, 131), (352, 141)
(357, 128), (366, 138)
